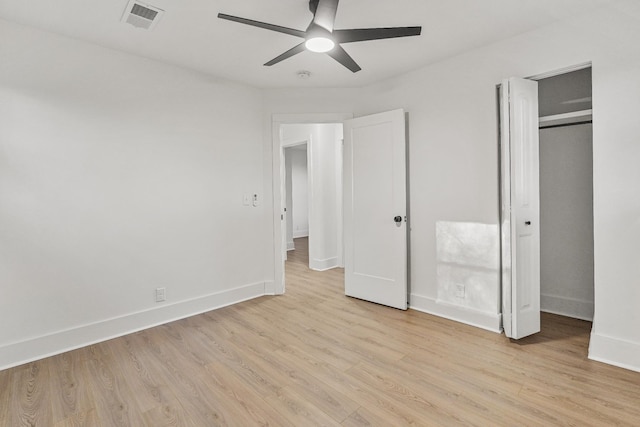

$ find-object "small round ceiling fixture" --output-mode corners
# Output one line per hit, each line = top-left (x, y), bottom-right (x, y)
(305, 37), (335, 53)
(297, 70), (312, 79)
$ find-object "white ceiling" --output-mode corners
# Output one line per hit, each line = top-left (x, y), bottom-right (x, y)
(0, 0), (615, 89)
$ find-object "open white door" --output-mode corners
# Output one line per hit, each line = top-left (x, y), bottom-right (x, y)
(281, 146), (287, 262)
(343, 109), (407, 310)
(500, 77), (541, 339)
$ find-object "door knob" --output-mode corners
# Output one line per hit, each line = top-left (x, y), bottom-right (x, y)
(394, 216), (402, 223)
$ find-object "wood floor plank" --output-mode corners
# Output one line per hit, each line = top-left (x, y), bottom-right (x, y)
(53, 408), (102, 427)
(83, 344), (146, 427)
(203, 359), (296, 427)
(10, 362), (54, 427)
(107, 333), (177, 414)
(264, 386), (343, 427)
(2, 236), (640, 426)
(48, 351), (95, 424)
(0, 366), (11, 422)
(132, 330), (235, 426)
(341, 406), (397, 427)
(141, 400), (195, 427)
(224, 332), (361, 423)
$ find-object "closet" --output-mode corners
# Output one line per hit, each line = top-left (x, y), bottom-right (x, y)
(538, 67), (594, 321)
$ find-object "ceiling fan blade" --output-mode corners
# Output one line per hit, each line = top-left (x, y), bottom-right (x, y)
(326, 44), (361, 73)
(218, 13), (306, 38)
(311, 0), (339, 32)
(334, 26), (422, 43)
(264, 42), (307, 66)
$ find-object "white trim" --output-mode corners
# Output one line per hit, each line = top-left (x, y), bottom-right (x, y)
(589, 332), (640, 373)
(287, 241), (295, 251)
(540, 293), (594, 321)
(528, 62), (592, 80)
(293, 230), (309, 238)
(309, 256), (339, 271)
(271, 113), (353, 295)
(410, 293), (502, 333)
(0, 282), (265, 370)
(539, 109), (592, 123)
(306, 134), (315, 271)
(282, 139), (308, 148)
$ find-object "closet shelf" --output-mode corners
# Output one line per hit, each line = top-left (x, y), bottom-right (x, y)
(539, 109), (592, 129)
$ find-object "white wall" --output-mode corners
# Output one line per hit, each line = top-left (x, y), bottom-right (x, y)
(290, 148), (309, 239)
(282, 124), (342, 271)
(284, 148), (295, 250)
(0, 20), (266, 369)
(355, 0), (640, 370)
(539, 124), (594, 321)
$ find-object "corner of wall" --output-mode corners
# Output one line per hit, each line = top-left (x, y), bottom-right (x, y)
(263, 280), (276, 295)
(309, 257), (339, 272)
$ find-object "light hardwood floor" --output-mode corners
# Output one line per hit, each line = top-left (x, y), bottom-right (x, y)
(2, 237), (639, 426)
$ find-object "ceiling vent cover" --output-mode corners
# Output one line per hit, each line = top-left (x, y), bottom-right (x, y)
(121, 0), (164, 30)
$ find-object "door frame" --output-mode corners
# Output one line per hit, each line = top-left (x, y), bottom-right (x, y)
(271, 113), (353, 295)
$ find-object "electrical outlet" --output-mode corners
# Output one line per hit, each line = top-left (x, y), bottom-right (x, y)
(155, 287), (166, 302)
(455, 284), (465, 299)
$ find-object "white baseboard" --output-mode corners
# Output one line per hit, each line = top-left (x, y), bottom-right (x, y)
(309, 256), (338, 271)
(264, 280), (277, 295)
(287, 241), (295, 251)
(541, 293), (594, 321)
(588, 331), (640, 373)
(0, 282), (266, 371)
(293, 230), (309, 238)
(410, 293), (502, 333)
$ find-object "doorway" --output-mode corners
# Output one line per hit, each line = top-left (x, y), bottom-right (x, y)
(272, 110), (409, 310)
(500, 65), (594, 338)
(271, 114), (352, 295)
(537, 67), (594, 321)
(283, 142), (309, 258)
(281, 123), (343, 274)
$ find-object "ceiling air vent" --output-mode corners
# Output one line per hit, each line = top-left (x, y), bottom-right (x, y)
(121, 0), (164, 30)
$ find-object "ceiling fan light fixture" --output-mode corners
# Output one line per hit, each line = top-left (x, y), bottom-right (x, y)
(305, 37), (335, 53)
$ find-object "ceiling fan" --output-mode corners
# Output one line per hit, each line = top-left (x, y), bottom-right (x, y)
(218, 0), (422, 73)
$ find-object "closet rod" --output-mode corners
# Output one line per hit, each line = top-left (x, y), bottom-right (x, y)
(539, 120), (592, 130)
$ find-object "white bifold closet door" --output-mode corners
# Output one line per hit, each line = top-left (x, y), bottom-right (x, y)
(500, 77), (541, 339)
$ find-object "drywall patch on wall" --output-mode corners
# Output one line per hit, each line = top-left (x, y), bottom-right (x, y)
(436, 221), (499, 314)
